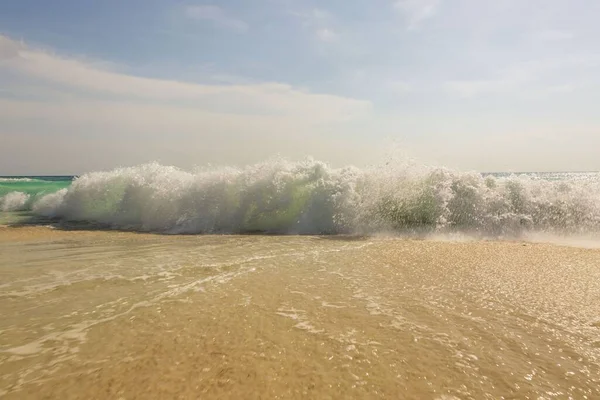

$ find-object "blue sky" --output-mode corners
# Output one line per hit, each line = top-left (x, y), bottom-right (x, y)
(1, 0), (600, 173)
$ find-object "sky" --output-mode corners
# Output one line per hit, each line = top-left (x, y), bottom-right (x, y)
(1, 0), (600, 174)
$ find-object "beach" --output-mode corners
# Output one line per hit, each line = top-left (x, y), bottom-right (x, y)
(2, 226), (599, 399)
(3, 0), (600, 396)
(4, 0), (600, 395)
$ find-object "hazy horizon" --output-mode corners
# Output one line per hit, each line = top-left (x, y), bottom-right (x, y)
(2, 0), (600, 175)
(2, 165), (600, 177)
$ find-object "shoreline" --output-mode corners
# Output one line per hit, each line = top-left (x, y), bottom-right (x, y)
(2, 224), (600, 250)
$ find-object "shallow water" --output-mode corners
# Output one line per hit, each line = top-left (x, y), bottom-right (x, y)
(1, 227), (600, 399)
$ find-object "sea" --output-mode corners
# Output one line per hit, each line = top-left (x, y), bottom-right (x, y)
(1, 161), (600, 399)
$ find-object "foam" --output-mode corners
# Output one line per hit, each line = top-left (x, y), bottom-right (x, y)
(0, 191), (30, 212)
(11, 160), (600, 236)
(0, 178), (37, 182)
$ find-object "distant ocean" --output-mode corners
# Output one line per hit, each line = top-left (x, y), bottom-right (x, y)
(1, 162), (600, 236)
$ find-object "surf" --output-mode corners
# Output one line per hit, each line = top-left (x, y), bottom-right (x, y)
(2, 159), (598, 236)
(0, 176), (73, 212)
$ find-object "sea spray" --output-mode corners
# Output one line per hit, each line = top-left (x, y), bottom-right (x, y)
(0, 191), (30, 212)
(0, 160), (600, 237)
(8, 160), (598, 236)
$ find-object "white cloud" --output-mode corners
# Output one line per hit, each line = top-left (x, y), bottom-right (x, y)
(0, 35), (369, 120)
(290, 8), (341, 44)
(185, 5), (248, 33)
(0, 35), (21, 61)
(308, 8), (329, 21)
(444, 64), (529, 97)
(444, 79), (512, 97)
(0, 34), (377, 172)
(388, 81), (413, 93)
(545, 84), (576, 93)
(315, 28), (338, 43)
(531, 29), (575, 42)
(291, 8), (330, 25)
(444, 55), (600, 98)
(394, 0), (440, 30)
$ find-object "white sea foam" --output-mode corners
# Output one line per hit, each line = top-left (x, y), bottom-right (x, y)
(14, 160), (600, 236)
(32, 189), (68, 217)
(0, 191), (30, 212)
(0, 178), (37, 182)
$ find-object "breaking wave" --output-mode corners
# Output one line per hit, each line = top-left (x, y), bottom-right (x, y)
(0, 178), (37, 182)
(4, 160), (600, 236)
(0, 192), (30, 212)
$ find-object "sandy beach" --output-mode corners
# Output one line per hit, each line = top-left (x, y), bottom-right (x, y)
(4, 0), (600, 396)
(1, 226), (600, 399)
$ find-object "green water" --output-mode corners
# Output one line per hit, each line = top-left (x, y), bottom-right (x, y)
(0, 177), (73, 198)
(0, 177), (73, 221)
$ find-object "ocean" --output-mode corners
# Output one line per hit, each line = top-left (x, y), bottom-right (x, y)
(1, 161), (600, 399)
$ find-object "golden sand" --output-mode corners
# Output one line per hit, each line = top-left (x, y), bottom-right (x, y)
(1, 227), (600, 399)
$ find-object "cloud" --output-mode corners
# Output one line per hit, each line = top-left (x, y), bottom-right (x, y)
(307, 8), (329, 21)
(290, 8), (340, 44)
(444, 79), (512, 97)
(315, 28), (338, 43)
(0, 35), (22, 61)
(388, 81), (413, 93)
(544, 84), (576, 94)
(394, 0), (440, 30)
(0, 35), (370, 120)
(531, 29), (575, 42)
(184, 5), (248, 33)
(291, 8), (330, 25)
(444, 55), (600, 98)
(444, 63), (530, 97)
(0, 34), (376, 172)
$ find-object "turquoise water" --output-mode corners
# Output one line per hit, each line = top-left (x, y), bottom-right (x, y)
(0, 176), (74, 198)
(0, 176), (74, 220)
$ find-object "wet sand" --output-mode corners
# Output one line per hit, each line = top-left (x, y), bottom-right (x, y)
(1, 227), (600, 399)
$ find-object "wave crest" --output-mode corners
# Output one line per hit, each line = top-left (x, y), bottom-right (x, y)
(21, 160), (600, 236)
(0, 192), (30, 212)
